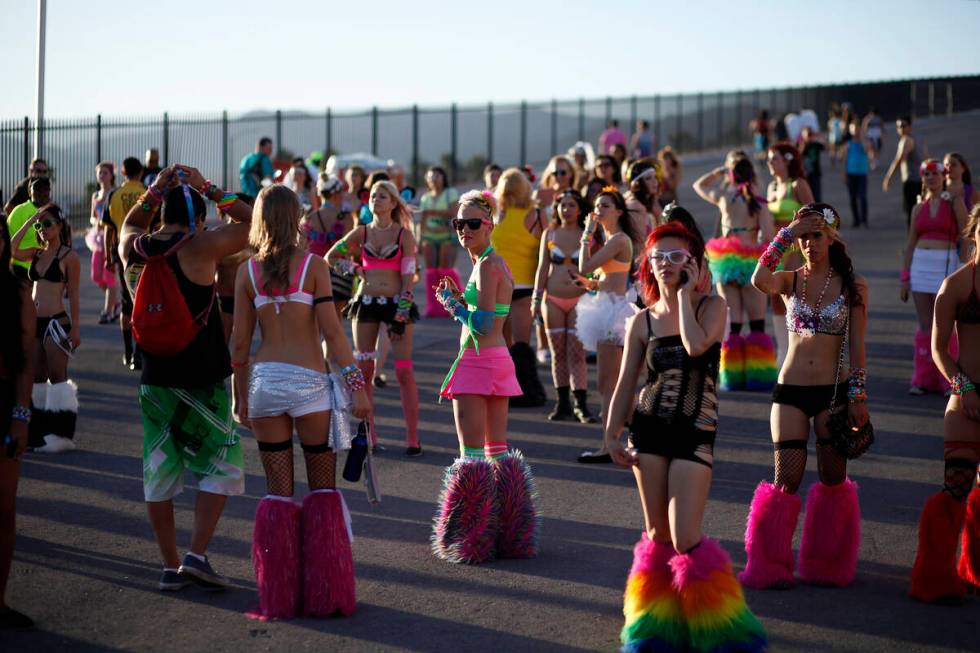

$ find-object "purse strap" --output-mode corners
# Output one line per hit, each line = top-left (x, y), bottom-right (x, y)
(829, 298), (850, 412)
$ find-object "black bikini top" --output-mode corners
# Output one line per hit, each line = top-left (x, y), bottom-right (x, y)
(29, 246), (69, 284)
(957, 263), (980, 325)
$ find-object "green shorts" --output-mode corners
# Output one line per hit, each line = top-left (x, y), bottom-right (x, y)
(139, 383), (245, 502)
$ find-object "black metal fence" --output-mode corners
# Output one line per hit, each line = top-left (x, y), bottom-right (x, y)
(3, 74), (979, 229)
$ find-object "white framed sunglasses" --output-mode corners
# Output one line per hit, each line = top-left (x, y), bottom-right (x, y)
(649, 249), (690, 265)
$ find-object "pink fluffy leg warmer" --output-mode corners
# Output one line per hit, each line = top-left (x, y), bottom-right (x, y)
(431, 458), (498, 564)
(493, 449), (540, 559)
(738, 481), (801, 589)
(394, 360), (420, 448)
(250, 496), (302, 620)
(798, 479), (860, 587)
(302, 489), (356, 617)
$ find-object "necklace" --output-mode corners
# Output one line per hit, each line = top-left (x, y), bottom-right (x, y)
(372, 218), (395, 231)
(797, 265), (833, 338)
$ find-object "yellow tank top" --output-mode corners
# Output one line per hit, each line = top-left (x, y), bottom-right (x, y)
(491, 206), (541, 286)
(768, 184), (801, 225)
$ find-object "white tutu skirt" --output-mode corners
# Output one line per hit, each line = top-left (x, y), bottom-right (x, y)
(574, 289), (640, 350)
(910, 247), (961, 294)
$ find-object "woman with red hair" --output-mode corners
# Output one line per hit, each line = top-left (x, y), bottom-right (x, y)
(604, 222), (767, 652)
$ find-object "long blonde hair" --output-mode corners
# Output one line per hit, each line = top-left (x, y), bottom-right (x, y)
(371, 180), (413, 229)
(495, 167), (532, 213)
(250, 185), (302, 293)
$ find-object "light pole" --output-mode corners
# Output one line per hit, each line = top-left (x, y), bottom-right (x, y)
(35, 0), (46, 158)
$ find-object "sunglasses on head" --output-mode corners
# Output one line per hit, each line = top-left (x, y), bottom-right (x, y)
(452, 218), (489, 232)
(649, 249), (690, 265)
(34, 218), (60, 230)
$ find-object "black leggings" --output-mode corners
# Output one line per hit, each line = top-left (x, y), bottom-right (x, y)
(846, 173), (868, 227)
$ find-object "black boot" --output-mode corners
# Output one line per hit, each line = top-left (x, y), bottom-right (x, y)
(548, 387), (574, 421)
(509, 342), (546, 408)
(572, 389), (598, 424)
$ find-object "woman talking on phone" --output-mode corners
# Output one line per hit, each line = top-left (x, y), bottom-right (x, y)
(607, 222), (766, 653)
(431, 190), (538, 565)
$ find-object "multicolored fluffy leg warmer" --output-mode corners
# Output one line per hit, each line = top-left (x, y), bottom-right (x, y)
(493, 449), (539, 559)
(250, 496), (302, 620)
(719, 332), (746, 391)
(959, 487), (980, 590)
(910, 490), (967, 602)
(743, 331), (777, 392)
(431, 458), (498, 564)
(670, 537), (767, 653)
(798, 479), (860, 587)
(620, 535), (688, 653)
(738, 481), (801, 589)
(302, 489), (356, 617)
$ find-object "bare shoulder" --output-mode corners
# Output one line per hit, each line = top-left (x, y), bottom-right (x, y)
(939, 264), (972, 299)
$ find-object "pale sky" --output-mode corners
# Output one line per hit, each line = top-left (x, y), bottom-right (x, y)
(2, 0), (979, 119)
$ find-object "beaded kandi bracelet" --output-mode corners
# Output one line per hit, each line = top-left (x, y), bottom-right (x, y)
(759, 227), (793, 272)
(847, 367), (867, 403)
(340, 365), (366, 392)
(11, 404), (31, 422)
(951, 372), (976, 396)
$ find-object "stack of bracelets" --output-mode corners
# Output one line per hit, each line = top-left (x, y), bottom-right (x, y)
(11, 404), (31, 422)
(438, 289), (466, 320)
(759, 226), (793, 272)
(532, 290), (543, 307)
(847, 367), (867, 403)
(950, 372), (976, 396)
(394, 290), (414, 323)
(340, 364), (367, 392)
(139, 185), (166, 212)
(333, 259), (361, 277)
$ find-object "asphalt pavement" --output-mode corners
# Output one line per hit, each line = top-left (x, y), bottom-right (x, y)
(5, 111), (980, 652)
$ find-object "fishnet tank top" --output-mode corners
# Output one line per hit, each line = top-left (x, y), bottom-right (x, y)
(633, 305), (721, 433)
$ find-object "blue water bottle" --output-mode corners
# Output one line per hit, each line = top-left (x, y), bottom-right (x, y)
(343, 421), (369, 483)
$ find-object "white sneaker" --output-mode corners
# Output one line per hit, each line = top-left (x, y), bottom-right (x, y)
(35, 434), (76, 453)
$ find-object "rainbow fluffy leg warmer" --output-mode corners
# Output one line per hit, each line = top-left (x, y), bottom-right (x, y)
(670, 538), (767, 653)
(302, 489), (356, 617)
(798, 480), (860, 587)
(739, 481), (801, 590)
(620, 535), (688, 652)
(424, 267), (447, 317)
(431, 458), (498, 564)
(250, 496), (302, 620)
(719, 333), (746, 391)
(743, 331), (777, 392)
(958, 487), (980, 592)
(910, 490), (967, 602)
(493, 449), (539, 559)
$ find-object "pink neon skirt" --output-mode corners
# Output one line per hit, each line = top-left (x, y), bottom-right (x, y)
(440, 346), (522, 399)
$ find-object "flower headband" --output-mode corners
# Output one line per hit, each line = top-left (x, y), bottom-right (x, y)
(798, 205), (840, 231)
(920, 160), (945, 175)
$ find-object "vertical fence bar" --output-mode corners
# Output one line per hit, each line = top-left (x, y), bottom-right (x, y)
(326, 108), (332, 155)
(162, 112), (169, 166)
(23, 117), (30, 172)
(910, 82), (916, 120)
(450, 102), (458, 184)
(371, 106), (379, 155)
(274, 109), (282, 156)
(604, 96), (612, 125)
(487, 102), (494, 163)
(550, 99), (557, 157)
(411, 104), (419, 188)
(95, 114), (102, 163)
(578, 98), (585, 141)
(947, 82), (953, 116)
(674, 95), (681, 149)
(735, 90), (742, 147)
(630, 95), (637, 134)
(520, 101), (527, 165)
(653, 95), (661, 147)
(928, 82), (935, 117)
(221, 110), (229, 189)
(697, 92), (704, 151)
(716, 92), (723, 149)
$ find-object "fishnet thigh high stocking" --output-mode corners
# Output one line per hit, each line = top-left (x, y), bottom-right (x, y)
(258, 440), (294, 496)
(566, 328), (588, 391)
(773, 440), (807, 494)
(302, 442), (337, 490)
(816, 439), (848, 486)
(546, 328), (568, 387)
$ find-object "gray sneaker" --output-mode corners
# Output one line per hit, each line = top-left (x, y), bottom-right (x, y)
(158, 568), (191, 592)
(177, 554), (228, 590)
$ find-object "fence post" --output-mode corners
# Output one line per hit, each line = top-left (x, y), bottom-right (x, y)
(630, 95), (637, 135)
(487, 102), (494, 163)
(450, 102), (458, 184)
(371, 106), (378, 156)
(550, 99), (557, 157)
(23, 117), (29, 173)
(735, 89), (742, 147)
(653, 95), (661, 146)
(604, 96), (612, 125)
(326, 108), (332, 156)
(162, 112), (169, 166)
(275, 109), (282, 156)
(928, 82), (935, 117)
(674, 95), (682, 149)
(221, 110), (229, 189)
(910, 82), (916, 121)
(697, 92), (704, 151)
(947, 82), (953, 117)
(716, 92), (723, 150)
(96, 114), (102, 163)
(578, 98), (585, 142)
(520, 100), (527, 165)
(412, 104), (419, 188)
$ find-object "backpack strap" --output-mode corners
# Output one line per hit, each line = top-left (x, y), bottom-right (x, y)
(133, 233), (193, 260)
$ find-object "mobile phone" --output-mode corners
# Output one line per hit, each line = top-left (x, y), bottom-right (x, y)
(680, 271), (689, 285)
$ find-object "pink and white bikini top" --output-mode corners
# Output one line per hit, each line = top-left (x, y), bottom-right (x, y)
(248, 253), (314, 313)
(360, 225), (405, 272)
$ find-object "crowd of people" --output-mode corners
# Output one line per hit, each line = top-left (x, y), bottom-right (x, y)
(0, 104), (977, 653)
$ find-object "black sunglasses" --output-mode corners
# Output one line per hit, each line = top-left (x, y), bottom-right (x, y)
(452, 218), (487, 232)
(554, 169), (568, 177)
(34, 219), (60, 230)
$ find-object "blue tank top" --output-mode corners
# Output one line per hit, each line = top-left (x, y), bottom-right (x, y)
(845, 141), (868, 176)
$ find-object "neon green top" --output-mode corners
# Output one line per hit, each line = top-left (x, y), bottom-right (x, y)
(7, 202), (40, 271)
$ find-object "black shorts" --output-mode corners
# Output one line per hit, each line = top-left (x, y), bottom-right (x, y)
(343, 295), (419, 334)
(628, 411), (716, 468)
(330, 270), (354, 302)
(772, 382), (847, 418)
(117, 262), (133, 316)
(36, 312), (71, 339)
(512, 287), (534, 301)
